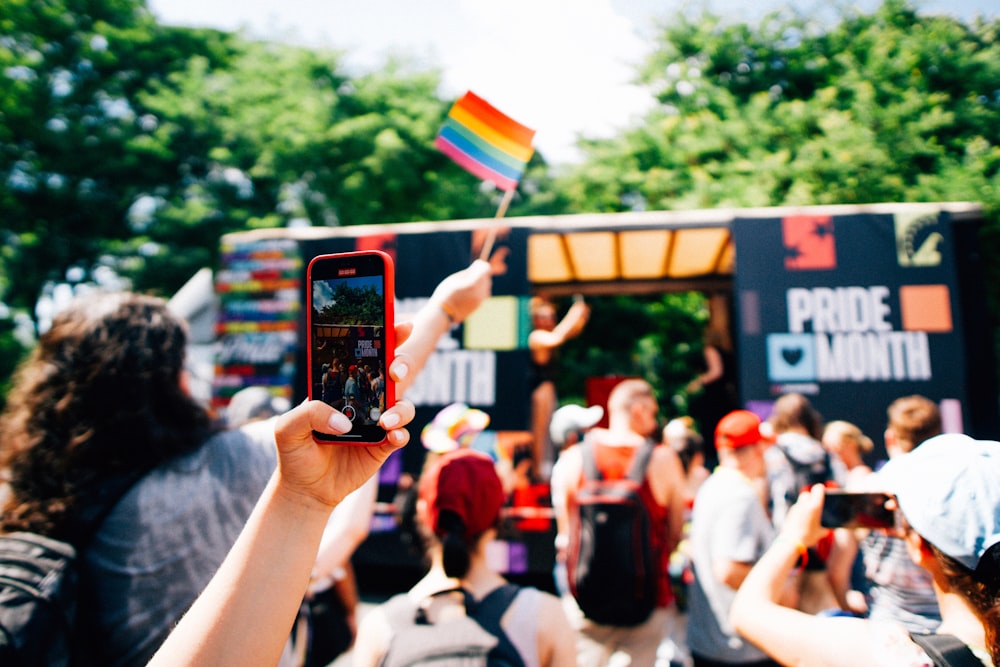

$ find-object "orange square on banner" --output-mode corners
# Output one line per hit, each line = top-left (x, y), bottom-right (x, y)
(899, 285), (953, 332)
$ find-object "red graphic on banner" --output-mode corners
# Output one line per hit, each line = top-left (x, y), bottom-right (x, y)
(783, 215), (836, 270)
(356, 233), (398, 264)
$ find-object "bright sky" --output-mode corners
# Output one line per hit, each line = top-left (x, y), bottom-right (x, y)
(145, 0), (996, 166)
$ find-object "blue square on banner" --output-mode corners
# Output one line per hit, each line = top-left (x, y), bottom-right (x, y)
(767, 333), (816, 382)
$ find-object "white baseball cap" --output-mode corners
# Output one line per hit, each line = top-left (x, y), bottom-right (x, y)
(878, 432), (1000, 572)
(549, 404), (604, 447)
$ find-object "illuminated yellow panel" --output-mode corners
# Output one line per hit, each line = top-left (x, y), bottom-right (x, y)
(567, 232), (618, 281)
(528, 234), (572, 283)
(620, 230), (671, 279)
(671, 228), (731, 277)
(463, 296), (521, 350)
(717, 239), (736, 274)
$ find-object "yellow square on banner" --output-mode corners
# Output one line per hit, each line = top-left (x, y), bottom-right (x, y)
(464, 296), (520, 350)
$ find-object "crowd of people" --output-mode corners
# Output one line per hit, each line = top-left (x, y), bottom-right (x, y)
(1, 258), (999, 667)
(318, 358), (386, 426)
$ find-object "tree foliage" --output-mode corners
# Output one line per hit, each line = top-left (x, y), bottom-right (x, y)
(314, 282), (384, 327)
(0, 0), (557, 329)
(557, 1), (1000, 217)
(555, 292), (710, 421)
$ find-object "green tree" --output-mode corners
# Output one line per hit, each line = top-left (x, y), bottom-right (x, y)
(0, 0), (240, 307)
(1, 0), (559, 336)
(558, 1), (1000, 217)
(315, 282), (384, 326)
(554, 292), (709, 421)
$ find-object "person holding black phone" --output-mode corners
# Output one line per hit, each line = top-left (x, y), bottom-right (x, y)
(731, 434), (1000, 667)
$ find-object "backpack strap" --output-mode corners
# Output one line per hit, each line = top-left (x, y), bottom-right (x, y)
(625, 439), (656, 484)
(467, 584), (524, 667)
(580, 436), (656, 484)
(909, 632), (983, 667)
(579, 438), (601, 482)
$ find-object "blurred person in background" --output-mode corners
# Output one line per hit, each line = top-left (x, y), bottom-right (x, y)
(353, 448), (576, 667)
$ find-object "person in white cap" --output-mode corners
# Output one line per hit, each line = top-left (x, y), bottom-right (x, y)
(549, 403), (604, 451)
(225, 386), (292, 429)
(731, 433), (1000, 666)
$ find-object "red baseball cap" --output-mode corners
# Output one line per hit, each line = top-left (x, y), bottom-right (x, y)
(419, 449), (504, 539)
(715, 410), (774, 450)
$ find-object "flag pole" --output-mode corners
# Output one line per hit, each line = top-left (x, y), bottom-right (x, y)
(479, 188), (514, 260)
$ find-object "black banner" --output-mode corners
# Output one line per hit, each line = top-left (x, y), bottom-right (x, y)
(733, 209), (968, 458)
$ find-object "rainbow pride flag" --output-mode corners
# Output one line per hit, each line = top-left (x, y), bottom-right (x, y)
(435, 91), (535, 192)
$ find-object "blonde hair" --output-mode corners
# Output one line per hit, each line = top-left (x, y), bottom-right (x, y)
(607, 379), (655, 418)
(823, 420), (874, 454)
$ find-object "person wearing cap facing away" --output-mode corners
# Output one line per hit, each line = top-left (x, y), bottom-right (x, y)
(353, 448), (577, 667)
(731, 433), (1000, 666)
(687, 410), (785, 667)
(546, 403), (604, 596)
(549, 403), (604, 451)
(550, 378), (686, 667)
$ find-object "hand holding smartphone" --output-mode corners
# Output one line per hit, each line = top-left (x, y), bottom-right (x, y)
(820, 490), (895, 529)
(307, 251), (395, 444)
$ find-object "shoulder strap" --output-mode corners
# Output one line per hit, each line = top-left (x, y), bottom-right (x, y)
(579, 438), (601, 482)
(581, 437), (655, 484)
(625, 439), (656, 484)
(909, 632), (983, 667)
(468, 584), (524, 667)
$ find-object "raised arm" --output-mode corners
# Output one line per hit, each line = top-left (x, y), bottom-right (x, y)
(148, 344), (417, 667)
(394, 259), (492, 397)
(529, 300), (590, 354)
(730, 486), (883, 667)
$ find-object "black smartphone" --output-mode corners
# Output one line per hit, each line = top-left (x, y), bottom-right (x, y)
(307, 251), (395, 444)
(820, 490), (895, 529)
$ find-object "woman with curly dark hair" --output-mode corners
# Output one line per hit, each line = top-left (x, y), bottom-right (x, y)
(0, 293), (213, 539)
(0, 292), (277, 665)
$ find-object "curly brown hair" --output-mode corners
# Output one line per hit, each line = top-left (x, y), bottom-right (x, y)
(0, 293), (213, 539)
(931, 542), (1000, 665)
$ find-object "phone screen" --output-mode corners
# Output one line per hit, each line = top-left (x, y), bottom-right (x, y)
(307, 251), (394, 444)
(820, 491), (895, 529)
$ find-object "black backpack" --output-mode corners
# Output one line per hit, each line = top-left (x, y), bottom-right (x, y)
(909, 633), (983, 667)
(775, 443), (834, 506)
(0, 476), (139, 666)
(378, 584), (525, 667)
(0, 533), (79, 665)
(567, 438), (658, 627)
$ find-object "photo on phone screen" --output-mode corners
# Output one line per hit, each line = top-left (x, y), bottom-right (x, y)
(307, 251), (394, 444)
(820, 491), (895, 529)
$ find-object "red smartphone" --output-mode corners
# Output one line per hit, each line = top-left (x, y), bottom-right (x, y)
(307, 251), (395, 444)
(820, 490), (895, 529)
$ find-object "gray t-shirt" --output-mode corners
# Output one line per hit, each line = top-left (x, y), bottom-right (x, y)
(78, 420), (277, 666)
(687, 467), (775, 664)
